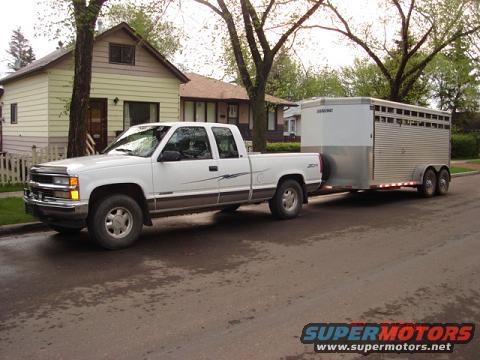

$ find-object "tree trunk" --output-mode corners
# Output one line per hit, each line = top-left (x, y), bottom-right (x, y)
(251, 91), (267, 152)
(67, 24), (96, 158)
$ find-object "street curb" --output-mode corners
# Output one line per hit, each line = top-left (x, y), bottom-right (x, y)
(452, 171), (480, 178)
(0, 222), (48, 238)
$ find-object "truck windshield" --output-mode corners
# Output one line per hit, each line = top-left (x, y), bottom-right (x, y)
(104, 125), (171, 157)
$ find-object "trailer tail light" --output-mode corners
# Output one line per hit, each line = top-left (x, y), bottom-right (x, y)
(373, 181), (417, 189)
(319, 154), (324, 173)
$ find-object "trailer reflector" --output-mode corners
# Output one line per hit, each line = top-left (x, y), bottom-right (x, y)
(376, 181), (417, 189)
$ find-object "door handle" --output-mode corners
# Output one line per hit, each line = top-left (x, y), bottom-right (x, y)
(209, 166), (218, 172)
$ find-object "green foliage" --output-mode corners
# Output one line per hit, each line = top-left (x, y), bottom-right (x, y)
(450, 166), (476, 174)
(266, 142), (300, 153)
(0, 197), (34, 226)
(430, 38), (480, 114)
(7, 27), (36, 70)
(341, 55), (432, 105)
(451, 133), (479, 159)
(104, 1), (181, 58)
(224, 46), (346, 101)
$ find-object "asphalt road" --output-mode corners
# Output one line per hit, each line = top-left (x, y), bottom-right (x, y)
(1, 175), (479, 360)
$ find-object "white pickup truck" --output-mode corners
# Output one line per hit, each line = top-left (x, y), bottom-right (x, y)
(25, 123), (322, 249)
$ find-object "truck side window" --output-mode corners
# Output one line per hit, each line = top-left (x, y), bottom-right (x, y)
(212, 127), (239, 159)
(163, 127), (212, 160)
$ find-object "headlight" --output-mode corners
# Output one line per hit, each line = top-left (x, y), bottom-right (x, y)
(52, 176), (70, 185)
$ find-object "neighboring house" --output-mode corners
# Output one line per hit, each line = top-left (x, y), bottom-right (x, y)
(283, 98), (327, 141)
(283, 103), (301, 141)
(0, 22), (188, 154)
(179, 72), (296, 142)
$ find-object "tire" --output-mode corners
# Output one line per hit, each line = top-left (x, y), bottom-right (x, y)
(220, 204), (240, 213)
(269, 179), (303, 220)
(88, 194), (143, 250)
(418, 168), (437, 198)
(436, 168), (450, 195)
(48, 224), (83, 234)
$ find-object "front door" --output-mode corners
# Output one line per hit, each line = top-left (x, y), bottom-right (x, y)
(87, 98), (108, 152)
(153, 126), (220, 211)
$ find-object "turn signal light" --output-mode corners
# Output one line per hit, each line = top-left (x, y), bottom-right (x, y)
(69, 177), (79, 186)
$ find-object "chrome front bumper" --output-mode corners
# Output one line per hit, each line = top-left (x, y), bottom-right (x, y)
(24, 189), (88, 221)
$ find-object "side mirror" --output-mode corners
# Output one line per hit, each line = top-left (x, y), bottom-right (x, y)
(158, 150), (182, 162)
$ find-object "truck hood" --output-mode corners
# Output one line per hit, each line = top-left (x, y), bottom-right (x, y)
(38, 154), (152, 174)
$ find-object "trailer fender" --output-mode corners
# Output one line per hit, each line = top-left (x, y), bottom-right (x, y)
(412, 164), (449, 183)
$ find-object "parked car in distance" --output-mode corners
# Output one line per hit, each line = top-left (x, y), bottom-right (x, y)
(24, 123), (322, 249)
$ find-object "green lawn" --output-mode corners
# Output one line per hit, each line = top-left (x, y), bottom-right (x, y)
(467, 160), (480, 165)
(0, 183), (25, 193)
(450, 166), (477, 174)
(0, 197), (34, 226)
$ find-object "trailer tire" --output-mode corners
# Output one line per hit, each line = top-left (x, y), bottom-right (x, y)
(436, 168), (450, 195)
(320, 155), (331, 181)
(269, 179), (303, 219)
(418, 169), (437, 198)
(88, 194), (143, 250)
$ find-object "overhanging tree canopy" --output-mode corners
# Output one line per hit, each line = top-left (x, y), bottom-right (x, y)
(193, 0), (325, 152)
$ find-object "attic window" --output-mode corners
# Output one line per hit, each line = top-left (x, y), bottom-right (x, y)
(109, 43), (135, 65)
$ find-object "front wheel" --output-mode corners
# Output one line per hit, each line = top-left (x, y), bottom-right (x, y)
(88, 194), (143, 250)
(269, 179), (303, 219)
(418, 169), (437, 198)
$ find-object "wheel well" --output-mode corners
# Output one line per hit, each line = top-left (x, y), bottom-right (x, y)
(278, 174), (308, 203)
(89, 183), (152, 226)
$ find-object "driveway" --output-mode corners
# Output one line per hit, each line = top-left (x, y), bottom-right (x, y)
(0, 175), (479, 359)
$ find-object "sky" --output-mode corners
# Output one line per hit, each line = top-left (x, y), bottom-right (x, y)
(0, 0), (371, 79)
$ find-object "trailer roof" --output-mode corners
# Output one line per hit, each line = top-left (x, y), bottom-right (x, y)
(301, 97), (451, 116)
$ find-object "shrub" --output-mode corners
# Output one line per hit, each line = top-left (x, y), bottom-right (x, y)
(451, 133), (478, 159)
(266, 142), (300, 152)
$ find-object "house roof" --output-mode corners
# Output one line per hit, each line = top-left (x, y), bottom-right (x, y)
(180, 72), (296, 106)
(0, 22), (189, 85)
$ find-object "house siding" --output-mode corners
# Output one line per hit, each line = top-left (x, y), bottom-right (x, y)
(48, 69), (180, 141)
(1, 72), (49, 154)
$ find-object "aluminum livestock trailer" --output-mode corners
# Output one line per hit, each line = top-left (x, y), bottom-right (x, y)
(301, 97), (451, 197)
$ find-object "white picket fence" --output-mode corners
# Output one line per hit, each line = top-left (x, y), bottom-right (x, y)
(0, 145), (66, 185)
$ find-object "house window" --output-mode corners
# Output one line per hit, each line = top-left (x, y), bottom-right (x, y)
(109, 43), (135, 65)
(124, 101), (159, 128)
(11, 103), (18, 124)
(184, 101), (216, 122)
(289, 119), (296, 134)
(227, 104), (239, 124)
(267, 108), (276, 130)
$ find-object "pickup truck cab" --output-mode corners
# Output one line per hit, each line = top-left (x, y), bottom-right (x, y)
(25, 123), (322, 249)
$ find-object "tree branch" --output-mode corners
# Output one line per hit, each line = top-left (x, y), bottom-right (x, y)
(272, 0), (324, 55)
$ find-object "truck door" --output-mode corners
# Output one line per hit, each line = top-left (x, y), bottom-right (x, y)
(211, 126), (251, 204)
(153, 126), (219, 210)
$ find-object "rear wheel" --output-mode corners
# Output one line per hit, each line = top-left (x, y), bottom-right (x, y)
(269, 179), (303, 219)
(88, 194), (143, 250)
(48, 224), (83, 234)
(418, 169), (437, 198)
(436, 168), (450, 195)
